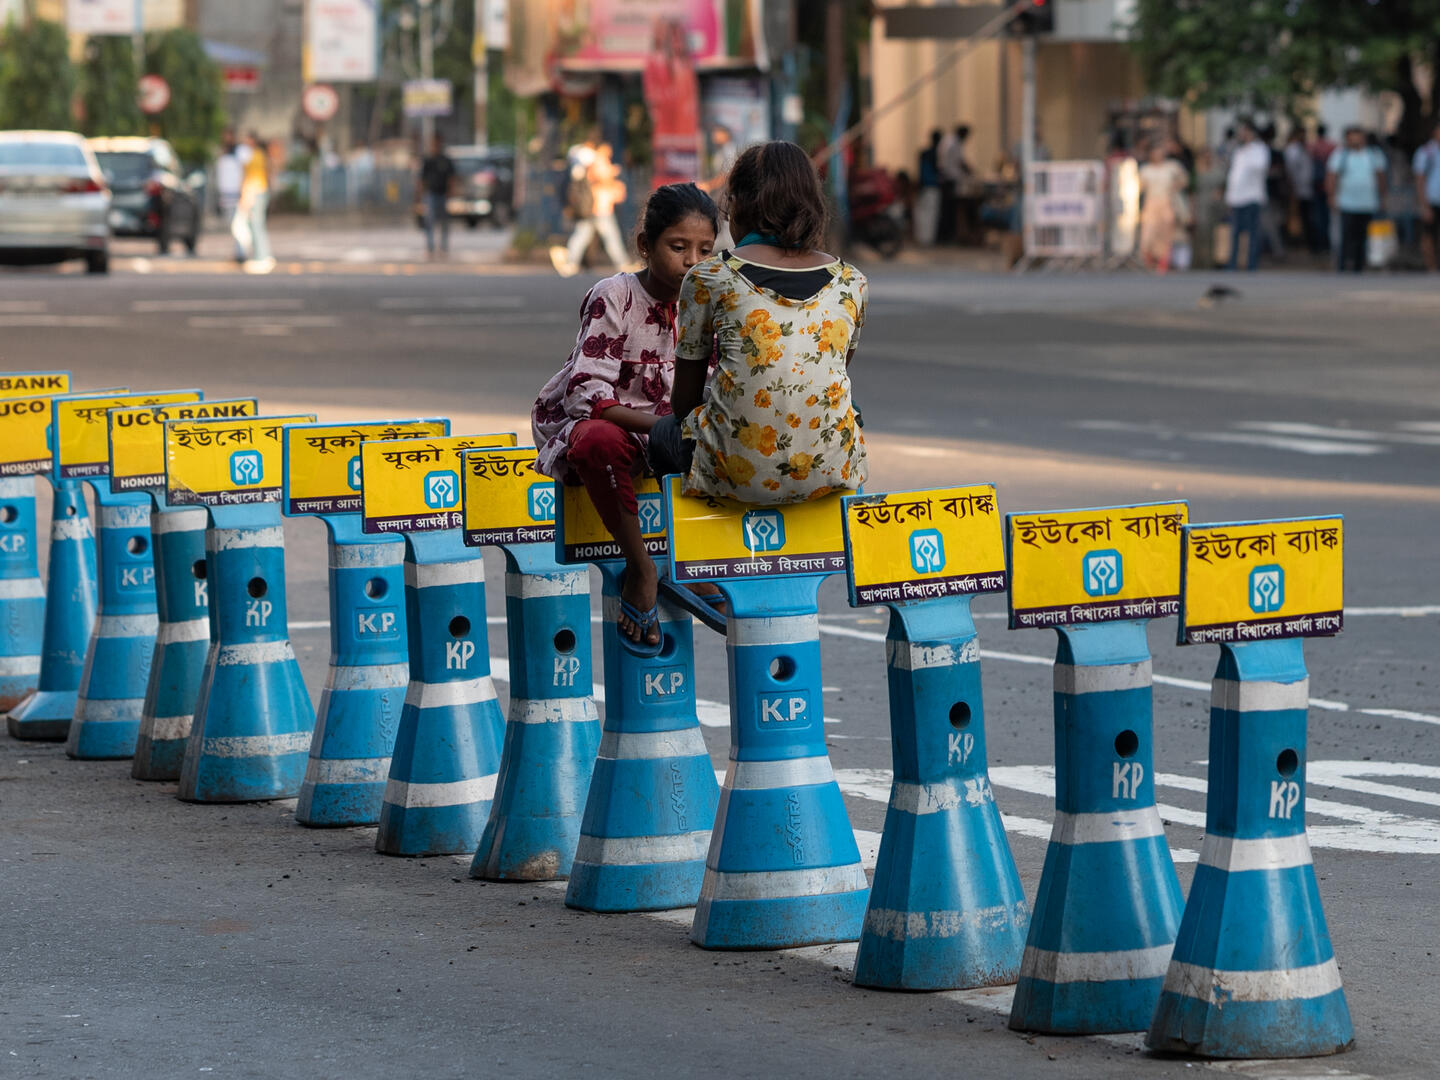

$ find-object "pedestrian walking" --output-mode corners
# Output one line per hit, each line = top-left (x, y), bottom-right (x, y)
(417, 134), (457, 257)
(1224, 121), (1270, 271)
(1260, 125), (1288, 261)
(1326, 126), (1387, 274)
(1283, 129), (1315, 249)
(1309, 123), (1337, 253)
(1138, 141), (1189, 273)
(237, 131), (273, 274)
(914, 130), (942, 246)
(551, 139), (629, 277)
(215, 130), (247, 261)
(531, 184), (719, 650)
(1413, 121), (1440, 271)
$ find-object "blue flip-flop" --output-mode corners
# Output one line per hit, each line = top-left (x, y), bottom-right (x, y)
(657, 580), (727, 636)
(617, 596), (665, 658)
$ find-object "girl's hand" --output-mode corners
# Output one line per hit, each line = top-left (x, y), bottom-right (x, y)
(596, 405), (660, 434)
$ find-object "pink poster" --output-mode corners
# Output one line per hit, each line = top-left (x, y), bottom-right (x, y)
(565, 0), (722, 67)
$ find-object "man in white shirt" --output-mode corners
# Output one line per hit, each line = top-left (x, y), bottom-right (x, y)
(1224, 121), (1270, 270)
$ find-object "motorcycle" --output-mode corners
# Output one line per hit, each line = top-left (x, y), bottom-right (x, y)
(848, 167), (905, 259)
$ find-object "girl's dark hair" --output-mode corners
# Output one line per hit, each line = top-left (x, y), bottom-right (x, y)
(639, 183), (718, 251)
(725, 141), (829, 251)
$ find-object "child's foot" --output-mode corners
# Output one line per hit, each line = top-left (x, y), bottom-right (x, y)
(619, 560), (660, 649)
(688, 582), (728, 617)
(550, 246), (578, 278)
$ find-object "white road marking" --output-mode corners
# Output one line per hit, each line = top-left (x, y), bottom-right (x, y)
(187, 314), (339, 329)
(378, 296), (524, 310)
(0, 300), (47, 313)
(816, 622), (1440, 728)
(1233, 420), (1440, 447)
(132, 298), (305, 313)
(403, 312), (570, 327)
(0, 314), (125, 328)
(1072, 419), (1385, 456)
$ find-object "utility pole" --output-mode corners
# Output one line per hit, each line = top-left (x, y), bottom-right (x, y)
(472, 0), (487, 147)
(419, 0), (435, 146)
(824, 0), (844, 132)
(1020, 34), (1035, 172)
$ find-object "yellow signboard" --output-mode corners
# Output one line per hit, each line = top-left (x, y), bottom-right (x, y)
(841, 484), (1006, 607)
(109, 399), (258, 495)
(665, 476), (846, 583)
(0, 372), (69, 398)
(1, 385), (124, 477)
(1006, 501), (1188, 629)
(55, 390), (203, 480)
(360, 433), (518, 534)
(462, 446), (555, 547)
(1179, 517), (1343, 645)
(557, 476), (666, 564)
(166, 414), (317, 507)
(284, 419), (448, 517)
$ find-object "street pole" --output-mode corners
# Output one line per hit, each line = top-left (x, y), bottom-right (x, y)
(132, 0), (144, 86)
(473, 0), (487, 147)
(1021, 34), (1036, 173)
(419, 0), (435, 146)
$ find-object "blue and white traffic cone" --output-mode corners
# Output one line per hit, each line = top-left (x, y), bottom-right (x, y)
(132, 506), (211, 780)
(1010, 620), (1183, 1034)
(376, 530), (505, 856)
(565, 563), (718, 912)
(691, 576), (869, 950)
(8, 479), (98, 740)
(854, 595), (1028, 990)
(67, 489), (158, 760)
(1148, 639), (1352, 1058)
(0, 476), (44, 712)
(471, 544), (600, 881)
(296, 515), (409, 827)
(178, 504), (314, 802)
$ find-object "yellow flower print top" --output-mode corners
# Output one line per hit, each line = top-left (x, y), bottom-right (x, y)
(675, 253), (868, 504)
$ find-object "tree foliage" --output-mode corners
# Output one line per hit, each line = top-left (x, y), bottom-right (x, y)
(1131, 0), (1440, 148)
(0, 19), (77, 131)
(82, 35), (144, 137)
(144, 28), (225, 164)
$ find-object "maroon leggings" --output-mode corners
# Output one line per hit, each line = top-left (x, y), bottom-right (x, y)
(567, 419), (641, 539)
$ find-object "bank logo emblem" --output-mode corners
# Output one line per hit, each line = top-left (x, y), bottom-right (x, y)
(742, 509), (786, 553)
(909, 529), (945, 574)
(229, 450), (263, 486)
(423, 470), (459, 510)
(636, 493), (664, 534)
(1249, 564), (1285, 613)
(1082, 549), (1123, 597)
(527, 482), (555, 522)
(347, 456), (362, 491)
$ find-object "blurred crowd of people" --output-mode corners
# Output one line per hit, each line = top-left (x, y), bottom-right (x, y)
(1121, 117), (1440, 275)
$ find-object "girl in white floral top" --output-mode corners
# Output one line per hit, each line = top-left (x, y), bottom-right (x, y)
(650, 140), (867, 506)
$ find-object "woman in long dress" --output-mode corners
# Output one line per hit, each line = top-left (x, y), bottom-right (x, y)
(1138, 141), (1189, 273)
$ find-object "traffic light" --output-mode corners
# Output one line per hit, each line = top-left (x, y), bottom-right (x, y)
(1011, 0), (1054, 34)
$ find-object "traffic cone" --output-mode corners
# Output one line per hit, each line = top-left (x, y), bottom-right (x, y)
(177, 504), (314, 802)
(690, 577), (868, 950)
(854, 596), (1028, 989)
(1010, 620), (1183, 1034)
(67, 490), (158, 759)
(376, 530), (505, 856)
(565, 565), (718, 912)
(296, 516), (409, 826)
(1147, 639), (1353, 1058)
(133, 506), (211, 779)
(471, 545), (599, 881)
(0, 475), (44, 712)
(8, 479), (97, 739)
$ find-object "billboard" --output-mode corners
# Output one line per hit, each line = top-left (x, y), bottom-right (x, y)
(308, 0), (379, 83)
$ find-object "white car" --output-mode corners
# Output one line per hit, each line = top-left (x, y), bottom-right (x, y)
(0, 130), (111, 274)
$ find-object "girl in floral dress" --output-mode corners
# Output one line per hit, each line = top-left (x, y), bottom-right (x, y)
(649, 140), (868, 505)
(532, 183), (718, 652)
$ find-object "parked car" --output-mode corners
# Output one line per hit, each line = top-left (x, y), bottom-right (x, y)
(0, 131), (111, 274)
(88, 136), (205, 255)
(413, 146), (515, 230)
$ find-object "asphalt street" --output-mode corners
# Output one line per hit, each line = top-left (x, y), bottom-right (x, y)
(1, 246), (1437, 1079)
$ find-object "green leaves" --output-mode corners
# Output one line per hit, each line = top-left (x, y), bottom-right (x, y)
(0, 19), (77, 132)
(144, 29), (225, 165)
(82, 36), (144, 138)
